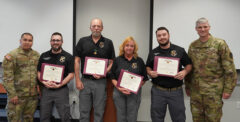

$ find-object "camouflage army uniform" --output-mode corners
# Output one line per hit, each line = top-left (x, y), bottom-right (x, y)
(2, 47), (40, 122)
(185, 35), (237, 122)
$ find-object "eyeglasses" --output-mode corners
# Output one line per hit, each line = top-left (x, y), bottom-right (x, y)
(51, 39), (61, 42)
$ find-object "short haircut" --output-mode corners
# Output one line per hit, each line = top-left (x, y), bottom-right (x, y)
(51, 32), (63, 41)
(90, 18), (103, 27)
(21, 32), (33, 40)
(155, 27), (169, 34)
(196, 17), (210, 27)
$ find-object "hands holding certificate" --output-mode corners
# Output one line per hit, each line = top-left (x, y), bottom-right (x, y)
(114, 70), (143, 94)
(148, 70), (187, 80)
(41, 81), (62, 89)
(83, 57), (108, 77)
(39, 63), (65, 89)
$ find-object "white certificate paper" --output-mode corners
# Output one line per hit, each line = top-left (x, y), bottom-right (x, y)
(154, 56), (179, 77)
(40, 63), (64, 83)
(117, 69), (143, 94)
(83, 57), (108, 76)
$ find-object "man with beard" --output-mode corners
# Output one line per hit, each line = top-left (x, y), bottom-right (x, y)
(2, 32), (39, 122)
(146, 27), (192, 122)
(37, 32), (74, 122)
(75, 18), (115, 122)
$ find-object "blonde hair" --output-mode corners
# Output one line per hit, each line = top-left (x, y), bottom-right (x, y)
(119, 36), (138, 58)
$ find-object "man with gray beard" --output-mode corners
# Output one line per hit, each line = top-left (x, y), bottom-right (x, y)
(75, 18), (115, 122)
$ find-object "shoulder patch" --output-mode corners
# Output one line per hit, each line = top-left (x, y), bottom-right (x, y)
(4, 54), (12, 61)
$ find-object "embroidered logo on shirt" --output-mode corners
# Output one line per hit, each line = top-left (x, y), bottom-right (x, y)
(99, 42), (104, 48)
(170, 50), (177, 56)
(43, 57), (51, 60)
(132, 63), (137, 69)
(60, 56), (65, 62)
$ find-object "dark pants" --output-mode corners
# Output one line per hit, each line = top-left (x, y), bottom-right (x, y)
(113, 87), (141, 122)
(79, 78), (107, 122)
(40, 86), (71, 122)
(151, 85), (186, 122)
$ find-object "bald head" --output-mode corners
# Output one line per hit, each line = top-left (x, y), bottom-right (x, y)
(90, 18), (103, 37)
(90, 18), (103, 27)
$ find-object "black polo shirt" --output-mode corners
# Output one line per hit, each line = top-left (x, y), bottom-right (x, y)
(146, 43), (192, 88)
(37, 49), (74, 79)
(75, 35), (115, 74)
(111, 56), (149, 82)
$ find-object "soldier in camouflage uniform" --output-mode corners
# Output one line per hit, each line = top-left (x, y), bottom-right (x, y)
(185, 17), (237, 122)
(2, 33), (40, 122)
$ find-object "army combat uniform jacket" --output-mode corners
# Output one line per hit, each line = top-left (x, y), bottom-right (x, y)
(185, 35), (237, 95)
(2, 47), (40, 99)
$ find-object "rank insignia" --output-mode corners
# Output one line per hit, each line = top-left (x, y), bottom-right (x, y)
(132, 63), (137, 69)
(60, 56), (65, 62)
(99, 42), (104, 48)
(170, 50), (177, 56)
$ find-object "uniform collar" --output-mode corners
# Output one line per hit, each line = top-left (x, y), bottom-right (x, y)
(49, 49), (64, 56)
(157, 43), (174, 51)
(194, 34), (214, 48)
(89, 35), (105, 43)
(18, 47), (33, 55)
(121, 55), (137, 62)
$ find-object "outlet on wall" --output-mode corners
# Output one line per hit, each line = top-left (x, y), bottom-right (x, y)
(236, 101), (240, 109)
(72, 96), (77, 104)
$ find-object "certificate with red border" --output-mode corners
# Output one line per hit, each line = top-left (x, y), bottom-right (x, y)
(83, 57), (108, 77)
(117, 69), (143, 94)
(40, 63), (65, 84)
(153, 56), (180, 77)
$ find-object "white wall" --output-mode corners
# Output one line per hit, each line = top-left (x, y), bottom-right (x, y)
(153, 0), (240, 69)
(76, 0), (150, 60)
(75, 0), (150, 120)
(0, 0), (73, 62)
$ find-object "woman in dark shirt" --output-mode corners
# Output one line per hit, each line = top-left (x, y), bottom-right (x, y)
(111, 36), (148, 122)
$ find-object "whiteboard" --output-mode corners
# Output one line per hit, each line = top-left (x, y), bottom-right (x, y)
(153, 0), (240, 69)
(0, 0), (73, 61)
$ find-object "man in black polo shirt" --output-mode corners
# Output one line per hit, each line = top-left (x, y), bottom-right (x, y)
(37, 32), (74, 122)
(75, 18), (115, 122)
(146, 27), (192, 122)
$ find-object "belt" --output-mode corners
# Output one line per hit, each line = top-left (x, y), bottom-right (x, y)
(82, 75), (106, 80)
(154, 85), (182, 92)
(82, 75), (97, 80)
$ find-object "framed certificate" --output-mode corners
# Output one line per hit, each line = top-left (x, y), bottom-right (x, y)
(153, 56), (180, 77)
(83, 57), (108, 77)
(117, 69), (143, 94)
(40, 63), (65, 84)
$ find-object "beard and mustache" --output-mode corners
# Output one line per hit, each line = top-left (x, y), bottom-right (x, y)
(159, 39), (170, 47)
(51, 44), (62, 52)
(92, 31), (101, 37)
